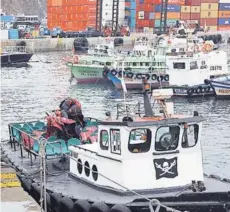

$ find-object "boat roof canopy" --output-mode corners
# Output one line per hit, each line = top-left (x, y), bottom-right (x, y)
(98, 116), (205, 127)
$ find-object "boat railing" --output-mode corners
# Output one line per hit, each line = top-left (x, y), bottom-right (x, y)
(2, 46), (33, 54)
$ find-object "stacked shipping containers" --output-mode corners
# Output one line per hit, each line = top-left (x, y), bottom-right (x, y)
(154, 0), (182, 28)
(200, 0), (218, 31)
(136, 0), (155, 31)
(218, 0), (230, 31)
(47, 0), (97, 31)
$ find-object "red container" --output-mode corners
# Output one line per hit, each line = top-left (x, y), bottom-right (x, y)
(200, 18), (218, 26)
(190, 13), (200, 20)
(189, 0), (201, 6)
(181, 13), (191, 20)
(144, 12), (149, 20)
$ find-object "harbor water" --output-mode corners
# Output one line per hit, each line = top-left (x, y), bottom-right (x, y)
(1, 52), (230, 179)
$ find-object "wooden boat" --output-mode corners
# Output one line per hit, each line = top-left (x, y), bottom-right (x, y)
(1, 85), (230, 212)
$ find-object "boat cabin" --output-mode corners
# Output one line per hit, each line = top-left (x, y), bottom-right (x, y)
(69, 90), (205, 192)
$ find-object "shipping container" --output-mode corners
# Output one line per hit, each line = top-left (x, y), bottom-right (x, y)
(200, 18), (218, 26)
(218, 25), (230, 30)
(218, 3), (230, 10)
(200, 11), (218, 18)
(218, 11), (230, 18)
(191, 6), (200, 13)
(181, 6), (191, 13)
(155, 12), (180, 19)
(1, 29), (9, 40)
(218, 18), (230, 25)
(9, 29), (19, 39)
(190, 13), (200, 19)
(144, 12), (149, 20)
(154, 19), (178, 27)
(155, 4), (181, 12)
(149, 12), (155, 20)
(200, 0), (218, 2)
(155, 0), (183, 5)
(190, 0), (201, 6)
(180, 13), (191, 20)
(218, 0), (230, 3)
(201, 3), (218, 10)
(206, 25), (217, 31)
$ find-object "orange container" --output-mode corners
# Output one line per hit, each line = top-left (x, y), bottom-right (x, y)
(155, 12), (180, 19)
(47, 0), (52, 6)
(200, 18), (218, 26)
(201, 11), (218, 18)
(218, 26), (230, 31)
(218, 11), (230, 18)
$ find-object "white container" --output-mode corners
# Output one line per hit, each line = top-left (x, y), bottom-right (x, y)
(0, 29), (9, 40)
(218, 0), (230, 3)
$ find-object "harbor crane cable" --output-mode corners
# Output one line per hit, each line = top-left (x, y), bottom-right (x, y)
(9, 111), (186, 212)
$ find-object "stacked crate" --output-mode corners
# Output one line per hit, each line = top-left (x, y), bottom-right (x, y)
(200, 0), (219, 31)
(153, 0), (183, 28)
(136, 0), (155, 32)
(218, 1), (230, 31)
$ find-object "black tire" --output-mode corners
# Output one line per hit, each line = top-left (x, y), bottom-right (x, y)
(74, 199), (90, 212)
(145, 73), (150, 80)
(164, 74), (169, 81)
(34, 185), (41, 203)
(31, 183), (39, 200)
(152, 74), (157, 81)
(196, 86), (203, 94)
(21, 178), (32, 193)
(118, 70), (125, 77)
(50, 192), (62, 212)
(89, 202), (110, 212)
(135, 73), (143, 80)
(111, 204), (131, 212)
(126, 72), (133, 78)
(157, 75), (164, 82)
(59, 196), (74, 212)
(187, 88), (194, 96)
(111, 69), (117, 76)
(205, 86), (211, 92)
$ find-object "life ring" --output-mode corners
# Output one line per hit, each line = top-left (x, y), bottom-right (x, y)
(73, 55), (79, 64)
(136, 73), (143, 80)
(157, 75), (164, 82)
(126, 72), (133, 78)
(74, 199), (91, 212)
(111, 69), (117, 76)
(152, 74), (157, 81)
(164, 74), (169, 81)
(59, 196), (74, 212)
(187, 88), (194, 96)
(202, 43), (213, 52)
(89, 202), (110, 212)
(111, 204), (132, 212)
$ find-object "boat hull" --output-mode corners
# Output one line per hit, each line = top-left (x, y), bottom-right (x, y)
(67, 62), (108, 84)
(210, 81), (230, 98)
(1, 53), (33, 66)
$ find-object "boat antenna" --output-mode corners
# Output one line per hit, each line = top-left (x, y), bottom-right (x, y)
(120, 59), (128, 116)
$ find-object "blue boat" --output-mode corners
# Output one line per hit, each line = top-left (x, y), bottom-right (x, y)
(205, 75), (230, 98)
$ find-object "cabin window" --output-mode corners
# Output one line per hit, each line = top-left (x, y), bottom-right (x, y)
(155, 126), (180, 151)
(173, 63), (185, 69)
(110, 129), (121, 154)
(100, 130), (109, 150)
(145, 62), (149, 66)
(182, 124), (199, 148)
(190, 61), (198, 70)
(106, 62), (111, 66)
(133, 62), (137, 66)
(128, 129), (151, 153)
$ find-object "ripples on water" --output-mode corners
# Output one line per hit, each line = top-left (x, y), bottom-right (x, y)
(1, 52), (230, 178)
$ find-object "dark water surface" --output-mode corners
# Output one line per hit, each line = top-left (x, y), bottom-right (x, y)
(1, 52), (230, 178)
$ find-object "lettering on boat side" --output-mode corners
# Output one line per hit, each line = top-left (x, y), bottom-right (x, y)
(154, 157), (178, 180)
(218, 89), (230, 94)
(210, 66), (222, 71)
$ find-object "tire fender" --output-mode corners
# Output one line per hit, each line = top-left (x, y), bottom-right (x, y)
(74, 199), (91, 212)
(59, 196), (74, 212)
(50, 192), (63, 212)
(89, 202), (110, 212)
(111, 204), (131, 212)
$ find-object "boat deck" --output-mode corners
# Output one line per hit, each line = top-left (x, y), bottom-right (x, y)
(1, 141), (230, 205)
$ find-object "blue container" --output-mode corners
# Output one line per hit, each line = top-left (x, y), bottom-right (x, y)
(0, 15), (15, 22)
(155, 4), (181, 12)
(9, 29), (19, 39)
(130, 0), (136, 28)
(139, 0), (144, 3)
(219, 3), (230, 11)
(218, 18), (230, 26)
(155, 19), (178, 28)
(149, 12), (155, 20)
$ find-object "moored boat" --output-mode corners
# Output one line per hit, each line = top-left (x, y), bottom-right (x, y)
(1, 46), (33, 67)
(1, 85), (230, 212)
(205, 75), (230, 98)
